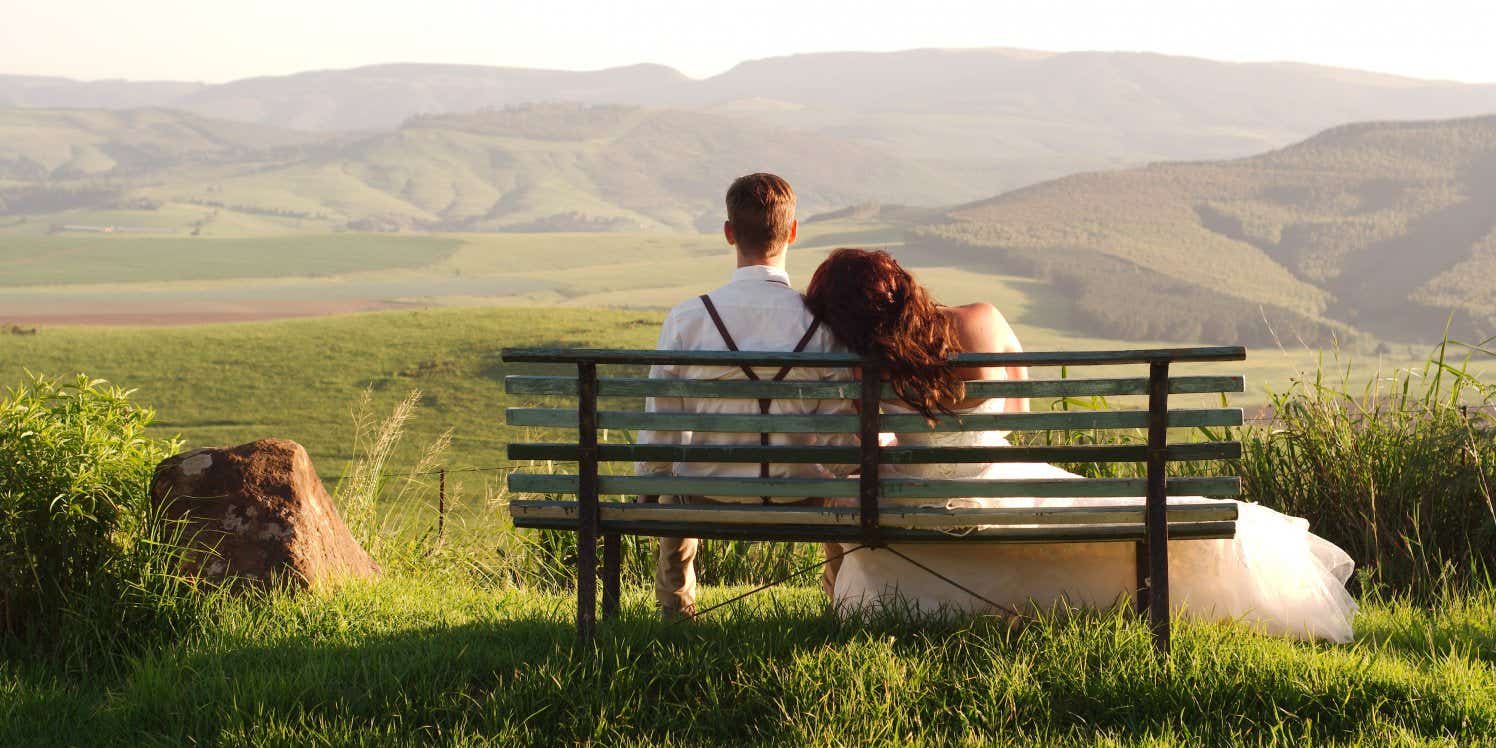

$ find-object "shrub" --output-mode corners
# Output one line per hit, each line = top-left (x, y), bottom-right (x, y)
(0, 374), (181, 639)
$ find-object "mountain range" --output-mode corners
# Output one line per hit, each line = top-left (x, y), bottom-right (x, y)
(7, 48), (1496, 196)
(0, 105), (960, 230)
(4, 48), (1496, 344)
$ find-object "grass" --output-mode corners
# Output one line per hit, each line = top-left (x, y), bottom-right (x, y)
(0, 306), (662, 480)
(2, 580), (1493, 746)
(0, 234), (461, 286)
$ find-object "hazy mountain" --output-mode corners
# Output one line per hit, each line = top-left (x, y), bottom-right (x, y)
(689, 49), (1496, 192)
(0, 105), (963, 231)
(0, 75), (206, 109)
(172, 63), (692, 132)
(234, 104), (968, 231)
(8, 49), (1496, 200)
(0, 108), (326, 179)
(917, 115), (1496, 344)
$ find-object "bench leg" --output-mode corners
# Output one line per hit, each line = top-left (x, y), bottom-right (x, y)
(602, 532), (621, 620)
(1134, 541), (1149, 616)
(1144, 360), (1172, 657)
(576, 360), (600, 644)
(578, 533), (597, 643)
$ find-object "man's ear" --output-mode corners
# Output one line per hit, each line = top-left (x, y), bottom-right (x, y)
(787, 219), (798, 246)
(723, 220), (736, 247)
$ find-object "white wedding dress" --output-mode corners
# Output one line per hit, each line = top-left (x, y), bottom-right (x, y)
(832, 398), (1359, 642)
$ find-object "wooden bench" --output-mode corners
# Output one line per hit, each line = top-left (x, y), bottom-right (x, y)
(502, 346), (1246, 654)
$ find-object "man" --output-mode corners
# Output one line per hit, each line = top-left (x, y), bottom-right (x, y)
(636, 173), (855, 618)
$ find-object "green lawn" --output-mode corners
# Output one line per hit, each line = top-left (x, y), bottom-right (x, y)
(3, 578), (1492, 746)
(0, 233), (461, 286)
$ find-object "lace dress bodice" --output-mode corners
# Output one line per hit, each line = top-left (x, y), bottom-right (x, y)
(881, 397), (1014, 481)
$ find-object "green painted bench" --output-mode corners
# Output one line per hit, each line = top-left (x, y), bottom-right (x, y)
(502, 346), (1247, 653)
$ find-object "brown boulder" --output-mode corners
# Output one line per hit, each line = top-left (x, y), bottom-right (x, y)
(150, 438), (380, 589)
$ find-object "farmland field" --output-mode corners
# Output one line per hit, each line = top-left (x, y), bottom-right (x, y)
(0, 224), (901, 323)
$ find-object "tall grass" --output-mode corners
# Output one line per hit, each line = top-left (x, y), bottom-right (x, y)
(1240, 338), (1495, 597)
(331, 388), (467, 572)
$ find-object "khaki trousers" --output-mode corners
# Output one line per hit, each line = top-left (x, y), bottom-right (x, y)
(654, 494), (843, 617)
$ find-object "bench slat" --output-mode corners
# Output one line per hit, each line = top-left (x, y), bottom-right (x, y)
(509, 499), (1237, 528)
(506, 503), (1237, 543)
(504, 375), (1245, 399)
(508, 441), (1242, 464)
(506, 407), (1244, 433)
(512, 517), (1238, 543)
(507, 474), (1241, 498)
(880, 477), (1238, 498)
(502, 347), (1247, 367)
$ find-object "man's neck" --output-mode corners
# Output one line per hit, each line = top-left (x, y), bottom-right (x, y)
(729, 263), (791, 286)
(736, 251), (786, 270)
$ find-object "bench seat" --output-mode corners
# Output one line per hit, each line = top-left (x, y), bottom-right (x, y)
(500, 345), (1247, 655)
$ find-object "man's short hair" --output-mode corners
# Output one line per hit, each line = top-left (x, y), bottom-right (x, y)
(725, 173), (796, 257)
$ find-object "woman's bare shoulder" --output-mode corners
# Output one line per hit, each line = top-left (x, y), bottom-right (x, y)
(943, 302), (1001, 324)
(941, 302), (1018, 352)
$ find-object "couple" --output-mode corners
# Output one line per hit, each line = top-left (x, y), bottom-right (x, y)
(637, 173), (1357, 643)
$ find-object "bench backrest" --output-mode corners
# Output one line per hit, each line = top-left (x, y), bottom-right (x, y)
(502, 346), (1245, 546)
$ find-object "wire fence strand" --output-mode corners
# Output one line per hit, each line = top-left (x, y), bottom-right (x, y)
(680, 544), (867, 623)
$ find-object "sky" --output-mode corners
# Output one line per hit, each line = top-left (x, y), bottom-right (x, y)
(4, 0), (1494, 84)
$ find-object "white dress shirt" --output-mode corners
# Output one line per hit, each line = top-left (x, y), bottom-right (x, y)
(634, 264), (857, 501)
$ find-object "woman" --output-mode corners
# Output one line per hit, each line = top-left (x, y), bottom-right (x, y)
(804, 249), (1357, 643)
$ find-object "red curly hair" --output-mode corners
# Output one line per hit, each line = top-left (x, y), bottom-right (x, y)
(805, 248), (964, 420)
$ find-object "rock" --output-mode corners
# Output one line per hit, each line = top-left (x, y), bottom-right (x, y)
(150, 439), (380, 589)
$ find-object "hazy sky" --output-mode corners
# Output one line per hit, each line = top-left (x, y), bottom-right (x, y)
(5, 0), (1494, 84)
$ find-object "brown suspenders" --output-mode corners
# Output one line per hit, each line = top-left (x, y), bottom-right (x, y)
(698, 293), (821, 504)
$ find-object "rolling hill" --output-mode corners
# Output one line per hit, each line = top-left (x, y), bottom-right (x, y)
(0, 105), (965, 231)
(8, 48), (1496, 198)
(0, 107), (326, 179)
(915, 115), (1496, 344)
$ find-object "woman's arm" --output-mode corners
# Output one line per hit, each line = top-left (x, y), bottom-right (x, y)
(946, 302), (1029, 413)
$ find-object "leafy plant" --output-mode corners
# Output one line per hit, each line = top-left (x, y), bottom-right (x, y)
(0, 373), (187, 652)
